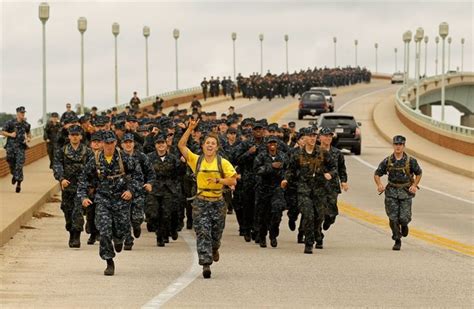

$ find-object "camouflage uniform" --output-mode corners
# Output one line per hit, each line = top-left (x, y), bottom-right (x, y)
(323, 146), (347, 228)
(253, 148), (288, 243)
(2, 118), (31, 183)
(53, 142), (94, 233)
(285, 146), (335, 248)
(77, 148), (143, 260)
(43, 119), (61, 169)
(375, 153), (422, 240)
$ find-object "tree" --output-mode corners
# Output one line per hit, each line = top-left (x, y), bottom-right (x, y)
(0, 112), (15, 129)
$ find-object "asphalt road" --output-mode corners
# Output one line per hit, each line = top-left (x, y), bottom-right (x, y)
(1, 80), (472, 308)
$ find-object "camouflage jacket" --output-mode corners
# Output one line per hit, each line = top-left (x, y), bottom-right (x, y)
(53, 143), (94, 192)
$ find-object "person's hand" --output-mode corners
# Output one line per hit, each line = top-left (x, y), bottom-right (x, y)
(180, 156), (186, 163)
(121, 190), (132, 200)
(229, 185), (236, 191)
(143, 184), (152, 192)
(61, 179), (70, 190)
(324, 173), (332, 180)
(82, 198), (93, 207)
(236, 174), (242, 180)
(377, 183), (385, 193)
(10, 131), (17, 138)
(206, 178), (220, 184)
(341, 182), (349, 192)
(271, 162), (282, 169)
(46, 139), (50, 143)
(26, 136), (31, 143)
(281, 180), (288, 189)
(408, 185), (417, 194)
(248, 146), (257, 154)
(188, 119), (200, 131)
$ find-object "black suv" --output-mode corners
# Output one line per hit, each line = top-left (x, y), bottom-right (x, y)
(298, 91), (329, 120)
(316, 113), (362, 155)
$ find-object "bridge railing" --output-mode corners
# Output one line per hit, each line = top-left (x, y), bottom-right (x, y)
(0, 86), (201, 147)
(396, 72), (474, 137)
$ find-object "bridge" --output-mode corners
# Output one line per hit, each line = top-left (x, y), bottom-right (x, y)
(1, 74), (472, 307)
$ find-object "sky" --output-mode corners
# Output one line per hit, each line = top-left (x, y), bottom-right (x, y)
(0, 0), (472, 126)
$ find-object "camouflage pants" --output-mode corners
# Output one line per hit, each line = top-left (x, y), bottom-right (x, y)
(240, 181), (256, 235)
(147, 194), (173, 241)
(385, 196), (412, 240)
(61, 189), (84, 232)
(192, 198), (226, 265)
(256, 187), (286, 240)
(298, 189), (327, 245)
(46, 142), (57, 169)
(6, 146), (25, 182)
(324, 192), (339, 227)
(95, 195), (131, 260)
(286, 188), (299, 222)
(125, 195), (145, 246)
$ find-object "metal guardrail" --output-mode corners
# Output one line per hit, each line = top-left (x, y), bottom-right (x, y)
(395, 72), (474, 137)
(0, 86), (201, 147)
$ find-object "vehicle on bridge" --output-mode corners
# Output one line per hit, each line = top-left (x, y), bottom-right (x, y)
(391, 72), (404, 84)
(298, 91), (330, 120)
(315, 113), (362, 155)
(310, 87), (336, 112)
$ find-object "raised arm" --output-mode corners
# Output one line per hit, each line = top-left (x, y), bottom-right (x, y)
(178, 119), (199, 161)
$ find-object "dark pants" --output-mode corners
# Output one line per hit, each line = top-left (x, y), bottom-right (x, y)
(6, 146), (25, 182)
(125, 195), (145, 246)
(147, 194), (172, 241)
(85, 203), (99, 236)
(256, 188), (285, 240)
(61, 189), (84, 232)
(298, 189), (327, 245)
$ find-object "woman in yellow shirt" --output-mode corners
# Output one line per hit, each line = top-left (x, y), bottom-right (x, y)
(178, 119), (237, 279)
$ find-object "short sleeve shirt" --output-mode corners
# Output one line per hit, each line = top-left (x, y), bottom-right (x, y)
(187, 150), (236, 198)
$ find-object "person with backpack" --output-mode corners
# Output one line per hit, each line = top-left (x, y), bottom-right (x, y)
(374, 135), (422, 251)
(178, 119), (237, 279)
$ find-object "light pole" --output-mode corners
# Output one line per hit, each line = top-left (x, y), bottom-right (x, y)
(284, 34), (289, 73)
(143, 26), (150, 96)
(414, 27), (424, 112)
(259, 33), (264, 75)
(112, 22), (119, 106)
(394, 48), (398, 72)
(439, 22), (449, 121)
(173, 28), (180, 90)
(435, 36), (439, 75)
(461, 38), (465, 72)
(374, 43), (378, 73)
(39, 2), (49, 126)
(333, 37), (337, 68)
(232, 32), (237, 81)
(354, 39), (358, 66)
(423, 36), (428, 77)
(403, 31), (412, 84)
(447, 37), (452, 71)
(78, 17), (87, 115)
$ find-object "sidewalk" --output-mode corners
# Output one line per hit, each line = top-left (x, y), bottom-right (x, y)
(373, 95), (474, 178)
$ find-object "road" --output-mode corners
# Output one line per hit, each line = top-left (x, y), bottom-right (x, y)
(1, 79), (472, 308)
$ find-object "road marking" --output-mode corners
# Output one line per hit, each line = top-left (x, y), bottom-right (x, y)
(269, 102), (299, 123)
(142, 231), (200, 309)
(336, 86), (396, 112)
(338, 201), (474, 256)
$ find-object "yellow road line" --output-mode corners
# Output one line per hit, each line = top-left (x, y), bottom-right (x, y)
(269, 98), (474, 257)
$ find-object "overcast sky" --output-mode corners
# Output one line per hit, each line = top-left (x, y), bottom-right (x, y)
(0, 0), (472, 124)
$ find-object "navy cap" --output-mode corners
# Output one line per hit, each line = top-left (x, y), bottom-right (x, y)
(302, 127), (317, 136)
(319, 127), (334, 136)
(227, 127), (238, 134)
(126, 115), (138, 122)
(266, 136), (279, 144)
(94, 116), (108, 126)
(114, 121), (126, 130)
(122, 133), (134, 142)
(288, 121), (296, 128)
(154, 133), (167, 143)
(393, 135), (406, 144)
(253, 121), (264, 129)
(90, 131), (103, 141)
(102, 131), (117, 143)
(51, 112), (59, 117)
(68, 125), (82, 135)
(16, 106), (26, 113)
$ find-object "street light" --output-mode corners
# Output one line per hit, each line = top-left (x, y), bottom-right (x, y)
(394, 48), (398, 72)
(461, 38), (465, 72)
(414, 27), (424, 112)
(423, 36), (428, 77)
(78, 17), (87, 115)
(173, 28), (180, 90)
(374, 43), (378, 73)
(439, 22), (449, 121)
(143, 26), (150, 96)
(112, 22), (120, 106)
(259, 33), (264, 75)
(435, 36), (439, 75)
(284, 34), (289, 73)
(232, 32), (237, 81)
(403, 30), (412, 84)
(39, 2), (49, 126)
(354, 39), (358, 66)
(447, 36), (452, 71)
(333, 37), (337, 68)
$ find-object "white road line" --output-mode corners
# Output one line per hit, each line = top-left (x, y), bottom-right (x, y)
(142, 231), (200, 309)
(336, 88), (474, 206)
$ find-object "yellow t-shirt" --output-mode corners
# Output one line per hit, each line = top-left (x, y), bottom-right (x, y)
(187, 151), (236, 198)
(105, 155), (113, 164)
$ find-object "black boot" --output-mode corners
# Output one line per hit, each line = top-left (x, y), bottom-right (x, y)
(315, 240), (323, 249)
(392, 239), (401, 251)
(297, 231), (304, 244)
(288, 220), (296, 231)
(401, 225), (409, 237)
(68, 231), (74, 248)
(202, 264), (211, 279)
(11, 177), (16, 185)
(304, 244), (313, 254)
(171, 231), (179, 241)
(71, 232), (81, 248)
(124, 243), (133, 251)
(186, 220), (193, 230)
(104, 259), (115, 276)
(114, 240), (123, 252)
(133, 226), (141, 238)
(259, 237), (267, 248)
(244, 232), (251, 243)
(15, 181), (21, 193)
(270, 238), (278, 248)
(157, 237), (165, 247)
(87, 234), (96, 245)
